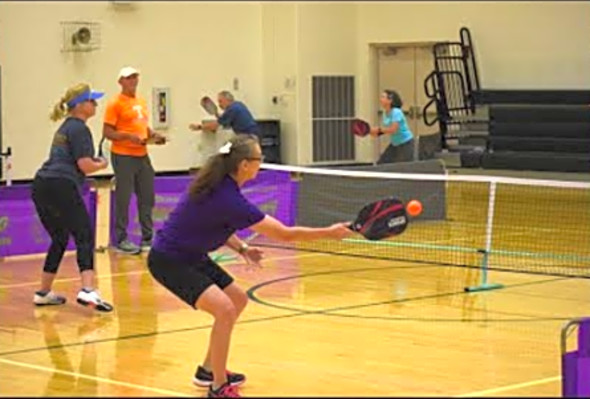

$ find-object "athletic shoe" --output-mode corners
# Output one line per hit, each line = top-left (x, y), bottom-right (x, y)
(207, 382), (240, 398)
(76, 289), (114, 312)
(193, 365), (246, 387)
(116, 240), (141, 255)
(33, 290), (66, 306)
(140, 239), (152, 252)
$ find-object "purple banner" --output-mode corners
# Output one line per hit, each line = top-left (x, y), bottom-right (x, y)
(239, 170), (297, 241)
(0, 183), (97, 257)
(110, 170), (297, 245)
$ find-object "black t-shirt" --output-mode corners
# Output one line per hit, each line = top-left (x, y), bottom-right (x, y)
(36, 117), (95, 188)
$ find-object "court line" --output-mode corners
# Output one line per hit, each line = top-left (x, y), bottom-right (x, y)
(0, 252), (67, 262)
(343, 236), (590, 262)
(0, 243), (578, 396)
(4, 232), (586, 291)
(0, 251), (324, 289)
(455, 375), (561, 397)
(422, 230), (527, 246)
(425, 219), (589, 233)
(247, 273), (577, 322)
(0, 270), (147, 289)
(0, 310), (308, 357)
(0, 357), (192, 397)
(0, 254), (580, 358)
(0, 276), (577, 359)
(258, 243), (589, 280)
(0, 264), (450, 358)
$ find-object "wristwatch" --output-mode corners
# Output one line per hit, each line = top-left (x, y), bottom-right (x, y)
(377, 127), (384, 136)
(238, 242), (249, 254)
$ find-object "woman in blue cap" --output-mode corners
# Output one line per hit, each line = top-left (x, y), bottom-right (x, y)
(31, 83), (113, 312)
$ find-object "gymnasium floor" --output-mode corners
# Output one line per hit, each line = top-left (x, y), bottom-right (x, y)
(0, 178), (588, 397)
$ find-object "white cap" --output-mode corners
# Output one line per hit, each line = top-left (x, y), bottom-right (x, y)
(118, 66), (140, 79)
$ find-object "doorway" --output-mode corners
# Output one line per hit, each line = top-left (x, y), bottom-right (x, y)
(370, 43), (439, 163)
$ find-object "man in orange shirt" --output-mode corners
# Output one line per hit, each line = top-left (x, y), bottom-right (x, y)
(103, 66), (167, 254)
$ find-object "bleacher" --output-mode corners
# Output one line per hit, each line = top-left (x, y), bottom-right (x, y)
(480, 91), (590, 173)
(424, 29), (590, 173)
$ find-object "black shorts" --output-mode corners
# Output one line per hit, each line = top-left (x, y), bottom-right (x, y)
(147, 249), (234, 308)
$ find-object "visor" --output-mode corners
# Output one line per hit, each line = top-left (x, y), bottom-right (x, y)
(66, 90), (104, 108)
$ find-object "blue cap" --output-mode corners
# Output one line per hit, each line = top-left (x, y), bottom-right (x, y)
(66, 90), (105, 108)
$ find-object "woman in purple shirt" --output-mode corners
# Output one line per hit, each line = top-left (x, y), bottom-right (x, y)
(148, 134), (351, 398)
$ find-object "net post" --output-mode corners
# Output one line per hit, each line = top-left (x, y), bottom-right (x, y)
(465, 180), (504, 292)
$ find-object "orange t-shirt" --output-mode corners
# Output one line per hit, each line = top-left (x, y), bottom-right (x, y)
(103, 93), (149, 157)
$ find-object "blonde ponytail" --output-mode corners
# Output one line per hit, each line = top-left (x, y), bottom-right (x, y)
(49, 97), (68, 122)
(49, 83), (92, 122)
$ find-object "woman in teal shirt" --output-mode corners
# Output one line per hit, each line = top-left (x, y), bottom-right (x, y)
(370, 90), (415, 164)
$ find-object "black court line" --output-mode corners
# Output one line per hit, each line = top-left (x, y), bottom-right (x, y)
(247, 270), (580, 322)
(0, 311), (307, 357)
(0, 264), (580, 358)
(0, 264), (438, 358)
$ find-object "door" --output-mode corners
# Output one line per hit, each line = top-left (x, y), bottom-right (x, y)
(375, 43), (437, 163)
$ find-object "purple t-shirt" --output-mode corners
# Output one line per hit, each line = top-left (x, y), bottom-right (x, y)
(152, 176), (265, 262)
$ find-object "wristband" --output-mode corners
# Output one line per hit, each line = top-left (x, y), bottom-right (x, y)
(238, 243), (249, 254)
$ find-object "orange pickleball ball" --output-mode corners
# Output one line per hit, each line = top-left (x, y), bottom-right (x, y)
(406, 200), (423, 217)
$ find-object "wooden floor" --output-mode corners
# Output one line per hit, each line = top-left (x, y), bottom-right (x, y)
(0, 186), (588, 397)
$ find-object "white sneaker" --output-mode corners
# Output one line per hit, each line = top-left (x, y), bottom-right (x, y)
(140, 240), (152, 252)
(33, 290), (66, 306)
(76, 289), (114, 312)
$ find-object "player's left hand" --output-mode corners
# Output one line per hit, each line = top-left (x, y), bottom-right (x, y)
(241, 247), (264, 269)
(151, 132), (168, 145)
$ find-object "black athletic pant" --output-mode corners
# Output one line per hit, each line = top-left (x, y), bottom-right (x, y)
(31, 176), (94, 273)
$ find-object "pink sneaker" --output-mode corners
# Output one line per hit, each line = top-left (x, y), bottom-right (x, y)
(207, 382), (241, 398)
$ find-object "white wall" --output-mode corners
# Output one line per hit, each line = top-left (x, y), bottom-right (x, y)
(296, 2), (358, 165)
(0, 1), (265, 180)
(261, 3), (299, 165)
(2, 1), (589, 177)
(356, 1), (590, 89)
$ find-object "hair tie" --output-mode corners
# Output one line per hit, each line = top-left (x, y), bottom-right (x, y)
(218, 142), (232, 154)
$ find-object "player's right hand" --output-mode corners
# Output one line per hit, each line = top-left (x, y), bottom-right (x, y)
(96, 157), (108, 169)
(128, 135), (144, 145)
(327, 222), (354, 240)
(189, 123), (202, 131)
